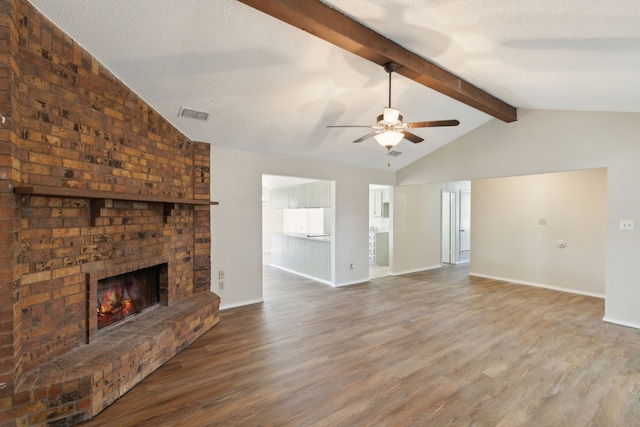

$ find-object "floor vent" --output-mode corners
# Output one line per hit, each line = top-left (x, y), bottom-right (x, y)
(178, 107), (210, 121)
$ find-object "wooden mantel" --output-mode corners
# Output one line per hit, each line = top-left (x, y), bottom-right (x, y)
(14, 185), (219, 205)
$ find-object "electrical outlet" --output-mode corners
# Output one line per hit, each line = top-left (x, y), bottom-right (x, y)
(538, 218), (547, 225)
(219, 280), (224, 290)
(218, 270), (224, 279)
(620, 220), (635, 231)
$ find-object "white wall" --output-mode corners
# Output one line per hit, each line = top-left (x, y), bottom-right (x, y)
(211, 146), (394, 309)
(396, 109), (640, 327)
(470, 169), (606, 297)
(391, 184), (442, 274)
(390, 181), (471, 274)
(441, 181), (471, 193)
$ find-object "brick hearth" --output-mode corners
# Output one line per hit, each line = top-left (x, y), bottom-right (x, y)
(0, 1), (219, 425)
(15, 292), (219, 426)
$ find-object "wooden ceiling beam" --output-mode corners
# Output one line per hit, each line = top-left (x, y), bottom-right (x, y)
(236, 0), (517, 122)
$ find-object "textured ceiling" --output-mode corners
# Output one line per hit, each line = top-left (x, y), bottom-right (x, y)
(29, 0), (640, 171)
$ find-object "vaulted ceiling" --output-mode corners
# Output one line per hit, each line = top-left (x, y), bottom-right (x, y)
(29, 0), (640, 171)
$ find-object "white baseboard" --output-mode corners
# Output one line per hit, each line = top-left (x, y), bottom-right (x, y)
(602, 316), (640, 330)
(336, 265), (442, 286)
(391, 264), (442, 276)
(335, 279), (369, 287)
(469, 272), (604, 299)
(270, 264), (333, 286)
(220, 298), (264, 310)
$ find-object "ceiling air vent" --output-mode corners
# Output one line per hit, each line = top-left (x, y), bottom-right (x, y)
(387, 150), (402, 157)
(178, 107), (210, 121)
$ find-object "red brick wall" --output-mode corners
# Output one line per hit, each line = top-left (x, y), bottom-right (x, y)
(0, 0), (212, 421)
(193, 141), (212, 293)
(0, 0), (22, 424)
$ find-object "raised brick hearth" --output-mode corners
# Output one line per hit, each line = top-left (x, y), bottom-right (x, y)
(0, 1), (219, 425)
(15, 292), (219, 426)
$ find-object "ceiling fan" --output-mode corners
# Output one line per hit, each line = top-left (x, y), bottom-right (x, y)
(327, 62), (460, 150)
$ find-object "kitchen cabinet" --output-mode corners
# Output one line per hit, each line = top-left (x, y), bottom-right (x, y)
(288, 184), (304, 209)
(368, 232), (389, 266)
(307, 180), (332, 208)
(271, 234), (331, 282)
(270, 180), (332, 209)
(370, 190), (389, 218)
(270, 187), (289, 209)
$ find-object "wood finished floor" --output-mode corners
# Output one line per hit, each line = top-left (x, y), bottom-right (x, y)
(81, 265), (640, 426)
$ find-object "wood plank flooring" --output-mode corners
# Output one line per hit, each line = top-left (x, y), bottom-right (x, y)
(80, 264), (640, 426)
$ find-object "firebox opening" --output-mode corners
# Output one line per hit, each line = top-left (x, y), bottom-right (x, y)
(97, 264), (165, 330)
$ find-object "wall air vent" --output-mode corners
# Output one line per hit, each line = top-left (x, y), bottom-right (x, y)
(387, 150), (402, 157)
(178, 107), (210, 121)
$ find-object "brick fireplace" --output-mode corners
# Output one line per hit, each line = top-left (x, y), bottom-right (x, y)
(0, 1), (220, 425)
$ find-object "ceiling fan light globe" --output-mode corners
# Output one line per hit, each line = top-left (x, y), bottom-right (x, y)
(383, 107), (400, 124)
(374, 130), (403, 148)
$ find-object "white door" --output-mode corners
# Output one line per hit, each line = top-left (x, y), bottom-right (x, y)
(441, 192), (455, 264)
(459, 191), (471, 262)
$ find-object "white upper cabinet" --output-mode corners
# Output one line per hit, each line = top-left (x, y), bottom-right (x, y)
(382, 188), (390, 203)
(306, 181), (331, 208)
(370, 189), (390, 218)
(270, 187), (289, 209)
(270, 181), (332, 209)
(288, 184), (304, 209)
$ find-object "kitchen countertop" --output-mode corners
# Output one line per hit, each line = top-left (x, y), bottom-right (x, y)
(272, 233), (332, 242)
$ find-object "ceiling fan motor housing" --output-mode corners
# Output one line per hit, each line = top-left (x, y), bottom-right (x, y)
(382, 107), (401, 124)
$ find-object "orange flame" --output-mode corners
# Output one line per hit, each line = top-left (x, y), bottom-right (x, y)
(97, 288), (134, 316)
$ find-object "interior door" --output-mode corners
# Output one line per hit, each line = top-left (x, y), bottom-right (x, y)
(441, 192), (454, 264)
(459, 190), (471, 262)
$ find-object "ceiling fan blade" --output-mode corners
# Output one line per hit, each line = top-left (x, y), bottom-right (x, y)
(401, 130), (424, 144)
(353, 131), (382, 143)
(406, 119), (460, 129)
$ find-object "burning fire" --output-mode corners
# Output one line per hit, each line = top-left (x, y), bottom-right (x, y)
(97, 288), (134, 317)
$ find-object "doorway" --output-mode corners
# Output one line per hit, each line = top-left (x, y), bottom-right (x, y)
(261, 174), (335, 284)
(369, 184), (391, 279)
(441, 182), (471, 265)
(459, 190), (471, 262)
